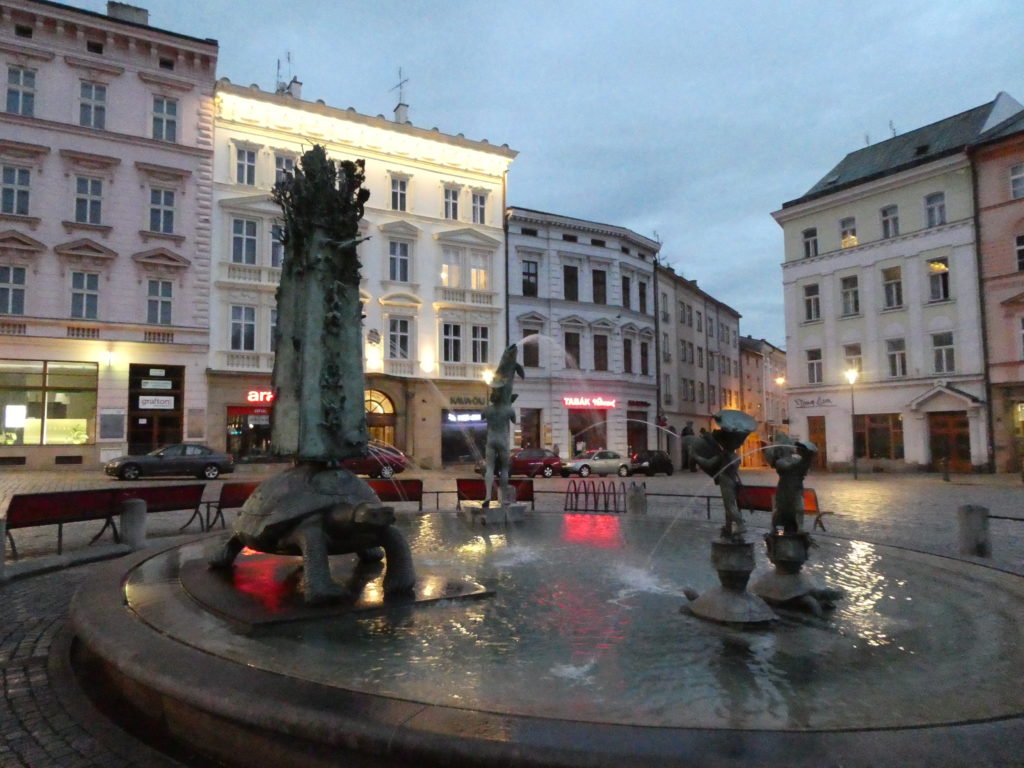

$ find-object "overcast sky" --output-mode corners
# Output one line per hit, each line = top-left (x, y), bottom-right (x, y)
(79, 0), (1024, 346)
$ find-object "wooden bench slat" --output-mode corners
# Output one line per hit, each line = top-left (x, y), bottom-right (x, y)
(366, 479), (424, 510)
(455, 478), (534, 510)
(736, 485), (829, 531)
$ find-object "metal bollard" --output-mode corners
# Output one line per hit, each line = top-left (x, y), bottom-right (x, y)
(957, 504), (990, 558)
(626, 482), (647, 515)
(119, 498), (148, 550)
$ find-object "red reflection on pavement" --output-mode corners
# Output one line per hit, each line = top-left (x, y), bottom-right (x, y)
(232, 550), (294, 613)
(561, 514), (623, 549)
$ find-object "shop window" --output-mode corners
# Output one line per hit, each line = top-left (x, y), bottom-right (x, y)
(0, 359), (96, 445)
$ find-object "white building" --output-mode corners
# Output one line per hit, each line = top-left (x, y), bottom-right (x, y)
(210, 79), (515, 467)
(506, 207), (659, 458)
(658, 264), (742, 465)
(0, 0), (217, 468)
(773, 94), (1024, 473)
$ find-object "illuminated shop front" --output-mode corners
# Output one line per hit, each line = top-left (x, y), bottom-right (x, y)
(0, 359), (97, 448)
(441, 408), (486, 463)
(565, 395), (613, 455)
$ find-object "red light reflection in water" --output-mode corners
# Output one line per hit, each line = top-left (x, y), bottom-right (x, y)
(231, 549), (298, 613)
(561, 514), (624, 549)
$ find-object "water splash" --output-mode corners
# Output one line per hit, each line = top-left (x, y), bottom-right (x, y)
(549, 658), (596, 684)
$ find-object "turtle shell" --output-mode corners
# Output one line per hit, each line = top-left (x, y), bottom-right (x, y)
(233, 463), (381, 542)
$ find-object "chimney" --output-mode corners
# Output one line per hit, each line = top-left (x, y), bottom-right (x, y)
(107, 2), (149, 25)
(394, 103), (408, 124)
(286, 77), (302, 99)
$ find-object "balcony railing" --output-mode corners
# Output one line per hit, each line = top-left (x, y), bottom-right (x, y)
(435, 287), (495, 307)
(384, 359), (416, 377)
(219, 261), (282, 286)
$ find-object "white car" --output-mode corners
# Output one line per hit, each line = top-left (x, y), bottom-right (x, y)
(561, 449), (630, 478)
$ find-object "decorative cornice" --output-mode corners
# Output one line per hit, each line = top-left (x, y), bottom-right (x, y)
(138, 71), (195, 93)
(0, 228), (44, 255)
(0, 40), (55, 62)
(0, 139), (50, 159)
(134, 161), (192, 181)
(59, 148), (120, 170)
(55, 237), (117, 260)
(379, 292), (422, 307)
(63, 54), (124, 77)
(434, 227), (502, 248)
(132, 248), (191, 270)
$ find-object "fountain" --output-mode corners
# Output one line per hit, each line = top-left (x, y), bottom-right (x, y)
(66, 147), (1024, 766)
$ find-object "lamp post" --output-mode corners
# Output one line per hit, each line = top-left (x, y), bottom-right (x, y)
(845, 368), (858, 479)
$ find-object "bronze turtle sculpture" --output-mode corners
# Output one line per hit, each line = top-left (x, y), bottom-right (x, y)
(209, 463), (416, 604)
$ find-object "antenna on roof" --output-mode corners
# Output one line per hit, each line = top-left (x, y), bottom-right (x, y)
(889, 120), (897, 137)
(276, 52), (294, 94)
(864, 133), (871, 146)
(390, 67), (410, 123)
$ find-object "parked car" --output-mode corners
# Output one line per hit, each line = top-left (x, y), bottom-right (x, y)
(630, 449), (674, 476)
(105, 444), (235, 481)
(340, 441), (410, 479)
(474, 448), (563, 478)
(561, 449), (630, 478)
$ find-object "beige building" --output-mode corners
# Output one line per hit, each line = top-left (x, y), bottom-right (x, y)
(657, 264), (741, 467)
(0, 0), (217, 468)
(773, 94), (1023, 473)
(209, 79), (515, 468)
(738, 336), (787, 467)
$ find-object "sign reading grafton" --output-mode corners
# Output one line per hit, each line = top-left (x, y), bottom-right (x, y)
(562, 395), (617, 409)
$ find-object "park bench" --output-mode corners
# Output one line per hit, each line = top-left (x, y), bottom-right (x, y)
(201, 481), (261, 530)
(455, 477), (535, 510)
(366, 478), (425, 511)
(115, 483), (207, 532)
(736, 485), (831, 531)
(5, 488), (121, 559)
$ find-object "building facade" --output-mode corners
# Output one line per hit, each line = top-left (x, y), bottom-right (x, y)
(506, 208), (659, 459)
(210, 79), (515, 468)
(972, 111), (1024, 471)
(738, 335), (788, 467)
(657, 264), (742, 467)
(773, 94), (1024, 473)
(0, 0), (217, 468)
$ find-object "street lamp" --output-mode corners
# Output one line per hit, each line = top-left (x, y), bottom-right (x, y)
(845, 368), (858, 480)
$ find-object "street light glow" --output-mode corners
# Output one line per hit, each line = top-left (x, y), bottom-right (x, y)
(845, 368), (859, 386)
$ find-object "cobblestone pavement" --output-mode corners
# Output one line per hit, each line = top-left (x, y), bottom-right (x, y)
(1, 465), (1022, 766)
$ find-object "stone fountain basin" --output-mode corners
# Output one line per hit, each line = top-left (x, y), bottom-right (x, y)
(69, 512), (1024, 768)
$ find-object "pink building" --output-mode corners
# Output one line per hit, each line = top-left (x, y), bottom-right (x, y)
(973, 112), (1024, 471)
(0, 1), (217, 468)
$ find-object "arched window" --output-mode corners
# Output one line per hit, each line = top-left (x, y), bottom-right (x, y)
(364, 389), (397, 445)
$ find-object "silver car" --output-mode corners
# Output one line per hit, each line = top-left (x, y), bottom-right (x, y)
(561, 449), (630, 478)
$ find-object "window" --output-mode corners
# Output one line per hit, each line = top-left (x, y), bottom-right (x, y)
(470, 252), (488, 291)
(696, 311), (702, 331)
(698, 382), (705, 403)
(841, 275), (860, 316)
(388, 317), (410, 359)
(152, 96), (177, 141)
(688, 341), (694, 363)
(444, 187), (459, 220)
(270, 308), (277, 352)
(230, 305), (256, 350)
(928, 257), (950, 301)
(853, 413), (904, 460)
(697, 347), (704, 367)
(562, 233), (577, 243)
(886, 338), (907, 377)
(0, 266), (25, 315)
(1018, 235), (1024, 272)
(1012, 163), (1024, 200)
(442, 323), (462, 362)
(0, 360), (98, 446)
(472, 192), (486, 224)
(149, 188), (174, 233)
(686, 305), (693, 325)
(593, 269), (606, 304)
(232, 218), (257, 264)
(147, 279), (172, 325)
(803, 283), (820, 321)
(640, 341), (649, 375)
(79, 82), (106, 129)
(522, 332), (539, 368)
(591, 238), (605, 247)
(708, 317), (715, 337)
(932, 331), (955, 373)
(391, 177), (407, 211)
(522, 260), (538, 297)
(623, 338), (633, 373)
(236, 148), (256, 185)
(389, 241), (409, 282)
(270, 224), (284, 268)
(274, 154), (294, 185)
(6, 66), (34, 116)
(471, 325), (489, 364)
(843, 343), (862, 373)
(621, 275), (631, 309)
(880, 205), (899, 238)
(925, 192), (946, 227)
(806, 348), (822, 384)
(441, 248), (462, 287)
(1, 166), (30, 216)
(802, 228), (818, 258)
(563, 265), (579, 301)
(882, 266), (903, 309)
(638, 281), (648, 314)
(710, 385), (717, 405)
(708, 352), (715, 372)
(71, 271), (99, 319)
(74, 177), (102, 224)
(564, 331), (580, 369)
(594, 334), (608, 371)
(521, 227), (537, 236)
(840, 217), (857, 248)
